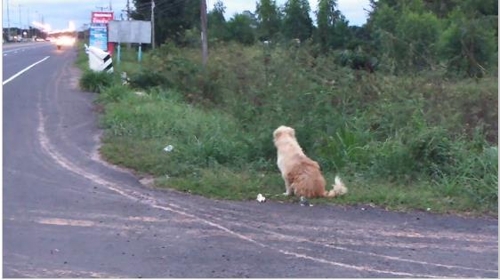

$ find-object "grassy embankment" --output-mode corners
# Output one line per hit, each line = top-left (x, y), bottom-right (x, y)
(77, 42), (498, 216)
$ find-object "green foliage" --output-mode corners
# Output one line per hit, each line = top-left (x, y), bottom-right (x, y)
(207, 0), (229, 42)
(129, 71), (166, 89)
(157, 167), (283, 200)
(141, 43), (201, 93)
(93, 43), (497, 215)
(370, 2), (398, 34)
(227, 12), (257, 45)
(370, 1), (441, 73)
(367, 0), (497, 76)
(126, 0), (496, 80)
(395, 10), (440, 70)
(79, 70), (114, 93)
(131, 0), (199, 46)
(99, 91), (254, 176)
(438, 9), (497, 77)
(315, 0), (351, 50)
(92, 0), (498, 214)
(316, 0), (337, 50)
(282, 0), (314, 41)
(337, 48), (377, 72)
(95, 84), (133, 104)
(256, 0), (281, 41)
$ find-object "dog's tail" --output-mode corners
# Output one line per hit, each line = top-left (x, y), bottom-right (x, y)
(325, 176), (348, 198)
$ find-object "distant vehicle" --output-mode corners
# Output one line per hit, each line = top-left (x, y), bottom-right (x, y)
(54, 36), (76, 50)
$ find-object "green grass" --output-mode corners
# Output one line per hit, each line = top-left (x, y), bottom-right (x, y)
(82, 43), (497, 217)
(155, 168), (284, 201)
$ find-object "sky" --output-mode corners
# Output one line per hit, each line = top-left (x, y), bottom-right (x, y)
(2, 0), (371, 32)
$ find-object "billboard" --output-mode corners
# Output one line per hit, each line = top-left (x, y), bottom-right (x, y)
(89, 11), (114, 51)
(108, 20), (152, 44)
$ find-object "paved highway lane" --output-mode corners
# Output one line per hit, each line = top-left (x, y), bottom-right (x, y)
(3, 44), (498, 277)
(3, 42), (55, 80)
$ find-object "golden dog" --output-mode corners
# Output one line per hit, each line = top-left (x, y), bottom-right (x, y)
(273, 125), (347, 198)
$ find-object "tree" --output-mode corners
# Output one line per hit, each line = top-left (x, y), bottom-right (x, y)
(438, 9), (497, 77)
(395, 10), (441, 70)
(367, 0), (441, 72)
(256, 0), (281, 41)
(315, 0), (352, 50)
(316, 0), (338, 50)
(282, 0), (313, 41)
(227, 12), (256, 45)
(131, 0), (200, 46)
(208, 0), (229, 41)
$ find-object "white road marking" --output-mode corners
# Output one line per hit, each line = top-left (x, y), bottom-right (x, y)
(37, 218), (95, 227)
(3, 56), (50, 85)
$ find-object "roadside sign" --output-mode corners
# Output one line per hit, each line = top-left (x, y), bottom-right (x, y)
(89, 23), (108, 51)
(89, 11), (114, 52)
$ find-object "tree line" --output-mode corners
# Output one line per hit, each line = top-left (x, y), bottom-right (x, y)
(131, 0), (498, 77)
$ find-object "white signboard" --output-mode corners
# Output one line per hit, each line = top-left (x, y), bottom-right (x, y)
(108, 20), (152, 44)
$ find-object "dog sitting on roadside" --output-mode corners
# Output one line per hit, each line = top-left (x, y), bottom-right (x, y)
(273, 125), (347, 198)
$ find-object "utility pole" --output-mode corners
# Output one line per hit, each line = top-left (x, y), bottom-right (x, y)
(151, 0), (155, 49)
(126, 0), (130, 20)
(200, 0), (208, 65)
(126, 0), (131, 48)
(6, 0), (11, 41)
(27, 7), (30, 38)
(18, 4), (22, 33)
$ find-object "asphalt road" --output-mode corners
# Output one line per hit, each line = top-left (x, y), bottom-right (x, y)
(3, 42), (498, 278)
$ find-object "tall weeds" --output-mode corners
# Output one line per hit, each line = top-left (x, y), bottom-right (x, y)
(97, 42), (497, 213)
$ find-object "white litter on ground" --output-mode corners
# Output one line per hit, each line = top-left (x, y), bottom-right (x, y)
(163, 145), (174, 152)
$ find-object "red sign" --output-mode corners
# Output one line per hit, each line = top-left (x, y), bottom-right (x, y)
(91, 12), (114, 24)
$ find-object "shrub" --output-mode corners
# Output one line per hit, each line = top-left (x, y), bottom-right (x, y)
(96, 84), (133, 104)
(438, 10), (497, 77)
(100, 92), (254, 176)
(79, 70), (114, 93)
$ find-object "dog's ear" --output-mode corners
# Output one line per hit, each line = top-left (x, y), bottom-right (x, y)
(289, 127), (296, 138)
(273, 130), (282, 139)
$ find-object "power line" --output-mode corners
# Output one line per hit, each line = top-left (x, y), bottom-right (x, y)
(133, 0), (185, 16)
(95, 5), (112, 11)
